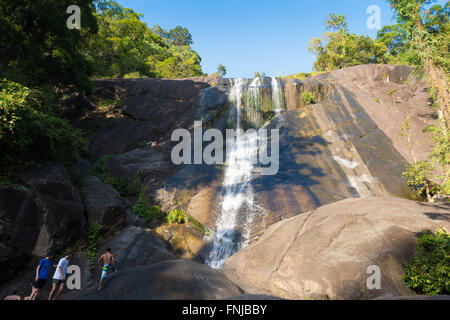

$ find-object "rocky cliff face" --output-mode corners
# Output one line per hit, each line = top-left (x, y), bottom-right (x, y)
(162, 65), (438, 248)
(0, 163), (87, 283)
(0, 65), (444, 300)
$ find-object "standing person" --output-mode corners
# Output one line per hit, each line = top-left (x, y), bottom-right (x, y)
(4, 290), (21, 300)
(97, 248), (118, 291)
(48, 251), (72, 300)
(30, 253), (55, 300)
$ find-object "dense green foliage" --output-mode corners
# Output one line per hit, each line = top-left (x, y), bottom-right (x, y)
(0, 1), (206, 239)
(404, 227), (450, 295)
(0, 81), (86, 176)
(302, 92), (316, 105)
(309, 15), (390, 72)
(132, 186), (166, 227)
(86, 223), (101, 272)
(0, 0), (97, 92)
(386, 0), (450, 198)
(217, 64), (227, 77)
(384, 1), (449, 69)
(90, 155), (143, 196)
(86, 1), (203, 78)
(167, 209), (187, 225)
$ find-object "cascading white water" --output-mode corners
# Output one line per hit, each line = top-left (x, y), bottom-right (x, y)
(271, 77), (285, 113)
(206, 77), (282, 269)
(206, 78), (258, 269)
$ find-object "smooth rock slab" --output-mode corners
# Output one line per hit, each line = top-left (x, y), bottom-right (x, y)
(224, 197), (450, 300)
(69, 260), (242, 300)
(23, 163), (86, 256)
(81, 176), (126, 234)
(98, 225), (177, 270)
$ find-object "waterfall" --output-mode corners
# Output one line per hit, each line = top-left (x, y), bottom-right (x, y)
(205, 77), (283, 269)
(271, 77), (285, 113)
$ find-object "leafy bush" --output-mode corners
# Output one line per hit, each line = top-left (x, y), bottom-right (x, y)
(402, 161), (441, 200)
(0, 81), (86, 176)
(403, 227), (450, 295)
(90, 155), (126, 194)
(126, 172), (145, 196)
(90, 156), (144, 196)
(253, 71), (266, 78)
(284, 71), (325, 80)
(168, 209), (187, 225)
(388, 89), (397, 95)
(302, 92), (316, 105)
(86, 223), (101, 272)
(133, 187), (165, 226)
(97, 99), (122, 112)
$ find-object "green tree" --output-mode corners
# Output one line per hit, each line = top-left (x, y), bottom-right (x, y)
(376, 24), (409, 56)
(0, 81), (86, 175)
(0, 0), (98, 92)
(309, 29), (389, 72)
(166, 26), (193, 46)
(154, 46), (203, 78)
(388, 0), (449, 195)
(217, 64), (227, 77)
(388, 0), (449, 133)
(325, 13), (349, 33)
(85, 1), (166, 78)
(309, 13), (390, 72)
(85, 1), (203, 79)
(152, 25), (168, 39)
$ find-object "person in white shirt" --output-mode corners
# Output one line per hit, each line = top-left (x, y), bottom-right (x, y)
(48, 252), (72, 300)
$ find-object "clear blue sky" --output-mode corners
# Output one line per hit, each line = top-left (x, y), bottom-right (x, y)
(118, 0), (443, 78)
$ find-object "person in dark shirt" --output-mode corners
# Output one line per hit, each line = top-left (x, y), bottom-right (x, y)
(30, 253), (55, 300)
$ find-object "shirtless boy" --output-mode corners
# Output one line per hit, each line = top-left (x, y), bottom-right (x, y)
(97, 248), (118, 291)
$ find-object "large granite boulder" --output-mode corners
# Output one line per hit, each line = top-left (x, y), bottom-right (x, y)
(73, 78), (212, 160)
(223, 197), (450, 300)
(98, 225), (177, 270)
(0, 163), (86, 283)
(21, 163), (86, 257)
(0, 225), (176, 298)
(103, 147), (173, 183)
(81, 176), (126, 234)
(69, 260), (242, 300)
(0, 243), (17, 284)
(0, 186), (40, 256)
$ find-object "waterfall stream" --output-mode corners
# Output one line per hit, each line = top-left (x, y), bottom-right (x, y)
(205, 77), (283, 269)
